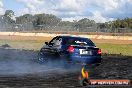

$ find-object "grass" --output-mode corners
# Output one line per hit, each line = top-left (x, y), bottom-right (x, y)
(0, 39), (131, 56)
(0, 40), (44, 50)
(96, 43), (132, 56)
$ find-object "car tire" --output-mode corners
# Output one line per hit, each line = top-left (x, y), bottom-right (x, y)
(38, 52), (48, 64)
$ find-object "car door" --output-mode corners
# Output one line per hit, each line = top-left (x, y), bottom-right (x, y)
(47, 37), (62, 56)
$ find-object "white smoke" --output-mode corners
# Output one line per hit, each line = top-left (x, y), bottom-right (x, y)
(0, 48), (81, 76)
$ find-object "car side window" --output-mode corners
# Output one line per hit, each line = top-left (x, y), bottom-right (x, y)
(48, 36), (58, 46)
(53, 38), (62, 46)
(49, 37), (62, 46)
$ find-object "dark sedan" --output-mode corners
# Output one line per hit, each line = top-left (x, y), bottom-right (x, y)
(38, 36), (102, 66)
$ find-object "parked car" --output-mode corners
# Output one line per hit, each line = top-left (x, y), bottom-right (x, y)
(38, 36), (102, 66)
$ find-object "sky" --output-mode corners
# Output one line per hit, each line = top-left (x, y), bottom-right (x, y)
(0, 0), (132, 23)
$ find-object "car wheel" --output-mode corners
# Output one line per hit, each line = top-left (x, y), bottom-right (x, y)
(38, 52), (48, 64)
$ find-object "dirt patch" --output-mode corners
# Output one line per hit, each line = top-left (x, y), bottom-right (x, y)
(0, 44), (11, 48)
(0, 35), (132, 44)
(0, 35), (53, 41)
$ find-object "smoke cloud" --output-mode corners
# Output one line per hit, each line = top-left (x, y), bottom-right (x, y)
(0, 47), (81, 76)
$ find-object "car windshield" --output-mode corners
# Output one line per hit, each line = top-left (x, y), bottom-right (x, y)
(64, 37), (95, 46)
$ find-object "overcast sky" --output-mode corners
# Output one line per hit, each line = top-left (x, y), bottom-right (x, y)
(0, 0), (132, 23)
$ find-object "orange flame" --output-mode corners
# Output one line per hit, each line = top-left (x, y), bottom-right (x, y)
(81, 67), (89, 78)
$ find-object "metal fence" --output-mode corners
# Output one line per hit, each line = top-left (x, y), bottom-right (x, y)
(0, 24), (132, 34)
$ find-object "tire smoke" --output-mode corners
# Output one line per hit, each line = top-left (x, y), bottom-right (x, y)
(0, 48), (81, 76)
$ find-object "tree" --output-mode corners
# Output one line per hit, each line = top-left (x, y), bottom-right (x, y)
(16, 14), (33, 24)
(75, 18), (97, 32)
(4, 10), (16, 24)
(33, 13), (61, 26)
(4, 10), (14, 17)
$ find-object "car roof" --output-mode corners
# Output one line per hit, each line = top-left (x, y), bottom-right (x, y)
(58, 35), (89, 40)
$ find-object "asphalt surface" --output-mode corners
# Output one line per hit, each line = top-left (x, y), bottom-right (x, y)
(0, 48), (132, 88)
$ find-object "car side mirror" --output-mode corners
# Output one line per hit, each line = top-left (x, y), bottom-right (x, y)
(45, 42), (49, 45)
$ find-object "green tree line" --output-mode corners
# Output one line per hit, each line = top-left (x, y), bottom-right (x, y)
(0, 10), (132, 32)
